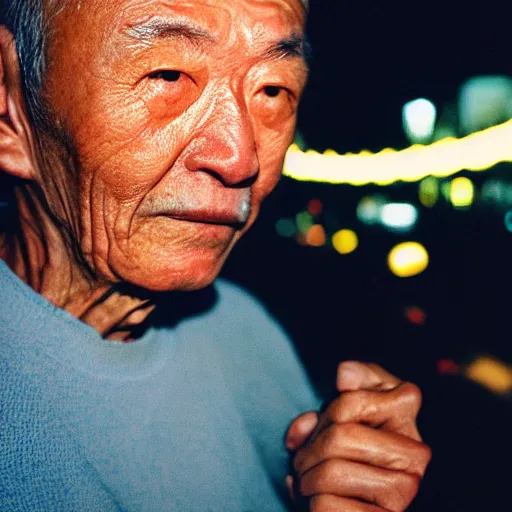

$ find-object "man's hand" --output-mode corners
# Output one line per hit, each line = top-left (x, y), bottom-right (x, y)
(285, 361), (431, 511)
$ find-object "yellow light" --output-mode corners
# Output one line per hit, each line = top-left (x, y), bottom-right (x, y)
(306, 225), (327, 247)
(283, 119), (512, 185)
(450, 177), (474, 207)
(388, 242), (429, 278)
(465, 356), (512, 394)
(332, 229), (359, 255)
(419, 177), (439, 207)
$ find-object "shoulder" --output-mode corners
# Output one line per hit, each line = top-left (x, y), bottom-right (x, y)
(210, 278), (292, 345)
(213, 278), (274, 320)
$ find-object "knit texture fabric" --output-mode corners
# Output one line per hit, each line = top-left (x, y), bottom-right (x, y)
(0, 261), (320, 511)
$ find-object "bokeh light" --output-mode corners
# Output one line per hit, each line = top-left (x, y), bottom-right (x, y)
(403, 98), (437, 144)
(356, 196), (384, 225)
(405, 306), (427, 326)
(275, 219), (296, 238)
(504, 210), (512, 232)
(380, 203), (418, 231)
(283, 119), (512, 185)
(450, 177), (474, 208)
(388, 242), (429, 278)
(332, 229), (359, 255)
(419, 177), (439, 207)
(306, 225), (327, 247)
(296, 211), (314, 234)
(465, 356), (512, 394)
(307, 199), (323, 217)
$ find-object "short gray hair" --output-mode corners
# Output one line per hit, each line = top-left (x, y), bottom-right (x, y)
(0, 0), (308, 124)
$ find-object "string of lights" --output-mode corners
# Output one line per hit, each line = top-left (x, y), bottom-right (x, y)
(283, 119), (512, 185)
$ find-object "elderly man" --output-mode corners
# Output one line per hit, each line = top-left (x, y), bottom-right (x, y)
(0, 0), (431, 510)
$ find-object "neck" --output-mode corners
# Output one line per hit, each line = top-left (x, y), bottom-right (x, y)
(0, 185), (155, 341)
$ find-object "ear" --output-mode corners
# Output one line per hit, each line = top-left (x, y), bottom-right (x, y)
(0, 26), (37, 181)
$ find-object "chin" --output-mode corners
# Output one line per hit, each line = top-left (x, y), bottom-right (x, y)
(112, 252), (228, 293)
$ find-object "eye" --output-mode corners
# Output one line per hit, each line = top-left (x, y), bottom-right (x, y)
(148, 70), (182, 82)
(263, 85), (283, 98)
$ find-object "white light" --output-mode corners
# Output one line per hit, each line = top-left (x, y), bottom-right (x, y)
(403, 98), (437, 144)
(380, 203), (418, 231)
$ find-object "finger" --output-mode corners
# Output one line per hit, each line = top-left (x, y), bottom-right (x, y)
(299, 459), (420, 512)
(309, 494), (389, 512)
(320, 383), (423, 440)
(286, 411), (320, 451)
(336, 361), (401, 393)
(294, 422), (431, 478)
(286, 474), (296, 502)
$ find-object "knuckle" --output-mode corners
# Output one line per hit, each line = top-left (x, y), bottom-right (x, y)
(318, 422), (357, 456)
(400, 382), (423, 405)
(325, 395), (345, 422)
(338, 360), (361, 374)
(335, 421), (361, 439)
(419, 443), (433, 469)
(310, 495), (337, 512)
(318, 426), (338, 455)
(403, 441), (432, 476)
(368, 362), (385, 372)
(385, 473), (420, 512)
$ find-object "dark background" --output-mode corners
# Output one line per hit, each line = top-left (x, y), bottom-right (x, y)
(222, 2), (511, 510)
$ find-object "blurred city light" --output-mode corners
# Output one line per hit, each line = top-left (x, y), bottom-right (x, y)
(465, 356), (512, 394)
(481, 179), (505, 207)
(459, 76), (512, 135)
(405, 306), (427, 326)
(306, 225), (327, 247)
(403, 98), (437, 144)
(437, 359), (460, 375)
(450, 177), (474, 208)
(283, 119), (512, 185)
(441, 181), (451, 202)
(332, 229), (359, 255)
(380, 203), (418, 231)
(296, 211), (314, 234)
(307, 199), (323, 217)
(275, 218), (296, 238)
(388, 242), (429, 278)
(419, 177), (439, 207)
(481, 179), (512, 209)
(356, 196), (385, 225)
(504, 211), (512, 232)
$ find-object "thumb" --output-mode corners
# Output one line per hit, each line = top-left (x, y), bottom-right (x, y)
(285, 411), (319, 451)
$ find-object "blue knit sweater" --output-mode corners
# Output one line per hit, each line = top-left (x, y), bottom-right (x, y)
(0, 261), (320, 511)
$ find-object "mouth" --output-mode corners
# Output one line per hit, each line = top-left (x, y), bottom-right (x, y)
(140, 188), (252, 228)
(156, 206), (249, 228)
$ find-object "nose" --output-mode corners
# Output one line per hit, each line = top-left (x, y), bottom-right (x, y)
(184, 94), (259, 187)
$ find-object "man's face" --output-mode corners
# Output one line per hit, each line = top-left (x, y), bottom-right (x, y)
(39, 0), (307, 291)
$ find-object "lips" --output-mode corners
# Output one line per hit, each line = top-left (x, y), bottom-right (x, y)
(160, 203), (250, 226)
(140, 187), (252, 227)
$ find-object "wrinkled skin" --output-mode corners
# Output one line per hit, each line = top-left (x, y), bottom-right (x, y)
(42, 0), (309, 292)
(0, 0), (430, 509)
(286, 362), (432, 511)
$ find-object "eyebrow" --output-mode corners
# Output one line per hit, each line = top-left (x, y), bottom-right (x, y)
(124, 19), (216, 47)
(124, 19), (311, 65)
(261, 34), (312, 67)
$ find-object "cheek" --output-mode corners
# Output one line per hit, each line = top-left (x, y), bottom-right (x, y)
(253, 121), (296, 199)
(74, 99), (178, 204)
